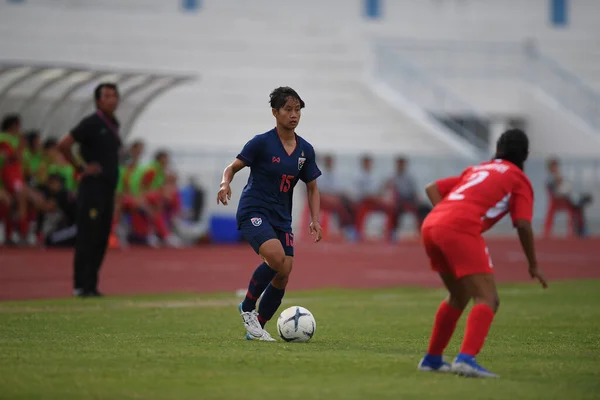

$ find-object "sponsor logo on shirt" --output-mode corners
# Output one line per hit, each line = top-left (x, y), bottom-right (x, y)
(298, 157), (306, 170)
(251, 217), (262, 227)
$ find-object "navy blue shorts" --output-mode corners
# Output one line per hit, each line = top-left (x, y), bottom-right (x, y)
(238, 214), (294, 257)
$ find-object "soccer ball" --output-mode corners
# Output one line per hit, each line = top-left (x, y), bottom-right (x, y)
(276, 306), (316, 342)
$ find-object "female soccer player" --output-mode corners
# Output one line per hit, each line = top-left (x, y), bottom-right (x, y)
(417, 129), (548, 378)
(217, 87), (323, 341)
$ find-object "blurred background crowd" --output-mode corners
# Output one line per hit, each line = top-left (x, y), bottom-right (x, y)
(0, 113), (206, 248)
(0, 109), (594, 248)
(1, 0), (599, 249)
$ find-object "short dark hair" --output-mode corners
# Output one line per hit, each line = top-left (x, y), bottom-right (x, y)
(25, 130), (40, 148)
(546, 157), (559, 170)
(94, 83), (119, 101)
(1, 114), (21, 131)
(43, 138), (58, 150)
(154, 149), (169, 160)
(495, 129), (529, 170)
(361, 154), (372, 163)
(48, 173), (63, 182)
(269, 87), (305, 110)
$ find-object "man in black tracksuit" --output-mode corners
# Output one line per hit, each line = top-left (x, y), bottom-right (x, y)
(58, 83), (122, 297)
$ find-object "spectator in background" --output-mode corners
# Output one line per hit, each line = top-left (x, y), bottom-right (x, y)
(318, 153), (357, 240)
(0, 184), (10, 228)
(128, 149), (182, 247)
(39, 173), (77, 247)
(111, 140), (146, 247)
(354, 154), (395, 240)
(23, 130), (43, 185)
(163, 172), (182, 225)
(32, 138), (58, 188)
(0, 114), (35, 245)
(46, 143), (77, 193)
(546, 158), (593, 237)
(120, 139), (144, 167)
(31, 138), (60, 242)
(386, 156), (431, 239)
(355, 155), (380, 200)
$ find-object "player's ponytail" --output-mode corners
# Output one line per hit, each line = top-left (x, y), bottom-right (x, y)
(494, 129), (529, 170)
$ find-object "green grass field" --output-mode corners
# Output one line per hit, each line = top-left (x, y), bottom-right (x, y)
(1, 280), (599, 400)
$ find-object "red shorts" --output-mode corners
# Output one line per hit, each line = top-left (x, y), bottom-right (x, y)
(422, 225), (493, 279)
(1, 163), (24, 194)
(121, 195), (137, 211)
(145, 191), (162, 206)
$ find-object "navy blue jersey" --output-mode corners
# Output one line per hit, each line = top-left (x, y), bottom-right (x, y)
(236, 128), (321, 231)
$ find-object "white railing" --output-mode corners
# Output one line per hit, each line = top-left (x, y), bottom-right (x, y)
(371, 40), (492, 153)
(528, 50), (600, 133)
(372, 39), (600, 136)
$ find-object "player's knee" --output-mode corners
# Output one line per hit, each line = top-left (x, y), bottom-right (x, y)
(272, 272), (289, 288)
(473, 294), (499, 313)
(447, 294), (470, 311)
(16, 188), (27, 201)
(265, 253), (286, 272)
(487, 294), (500, 313)
(493, 296), (500, 313)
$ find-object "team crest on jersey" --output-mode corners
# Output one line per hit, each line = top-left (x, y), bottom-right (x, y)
(298, 157), (306, 170)
(251, 217), (262, 227)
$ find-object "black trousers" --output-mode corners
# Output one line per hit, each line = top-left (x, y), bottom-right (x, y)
(73, 178), (116, 293)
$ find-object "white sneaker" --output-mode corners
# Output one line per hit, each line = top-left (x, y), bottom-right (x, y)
(417, 356), (452, 373)
(147, 234), (161, 248)
(165, 234), (184, 248)
(238, 302), (263, 338)
(451, 355), (499, 378)
(245, 331), (277, 342)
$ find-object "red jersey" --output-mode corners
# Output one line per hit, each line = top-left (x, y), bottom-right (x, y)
(423, 159), (534, 234)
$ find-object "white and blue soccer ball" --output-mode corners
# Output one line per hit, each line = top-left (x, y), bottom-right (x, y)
(276, 306), (316, 342)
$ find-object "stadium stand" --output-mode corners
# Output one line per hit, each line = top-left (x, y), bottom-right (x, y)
(0, 0), (598, 240)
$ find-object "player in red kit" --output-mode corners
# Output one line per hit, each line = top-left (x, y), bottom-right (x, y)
(0, 114), (30, 244)
(417, 129), (548, 378)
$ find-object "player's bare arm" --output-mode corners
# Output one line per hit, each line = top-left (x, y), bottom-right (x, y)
(0, 188), (11, 206)
(305, 179), (322, 242)
(217, 158), (246, 205)
(514, 219), (548, 289)
(426, 176), (461, 206)
(57, 134), (101, 176)
(425, 182), (443, 206)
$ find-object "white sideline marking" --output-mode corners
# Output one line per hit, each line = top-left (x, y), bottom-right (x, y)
(506, 251), (600, 263)
(0, 290), (446, 314)
(0, 297), (315, 314)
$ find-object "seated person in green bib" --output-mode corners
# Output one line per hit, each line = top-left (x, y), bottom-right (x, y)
(0, 114), (45, 245)
(127, 150), (181, 247)
(25, 133), (71, 245)
(112, 140), (145, 247)
(0, 185), (9, 232)
(30, 139), (55, 188)
(46, 145), (77, 194)
(22, 131), (43, 186)
(38, 173), (78, 247)
(162, 172), (183, 226)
